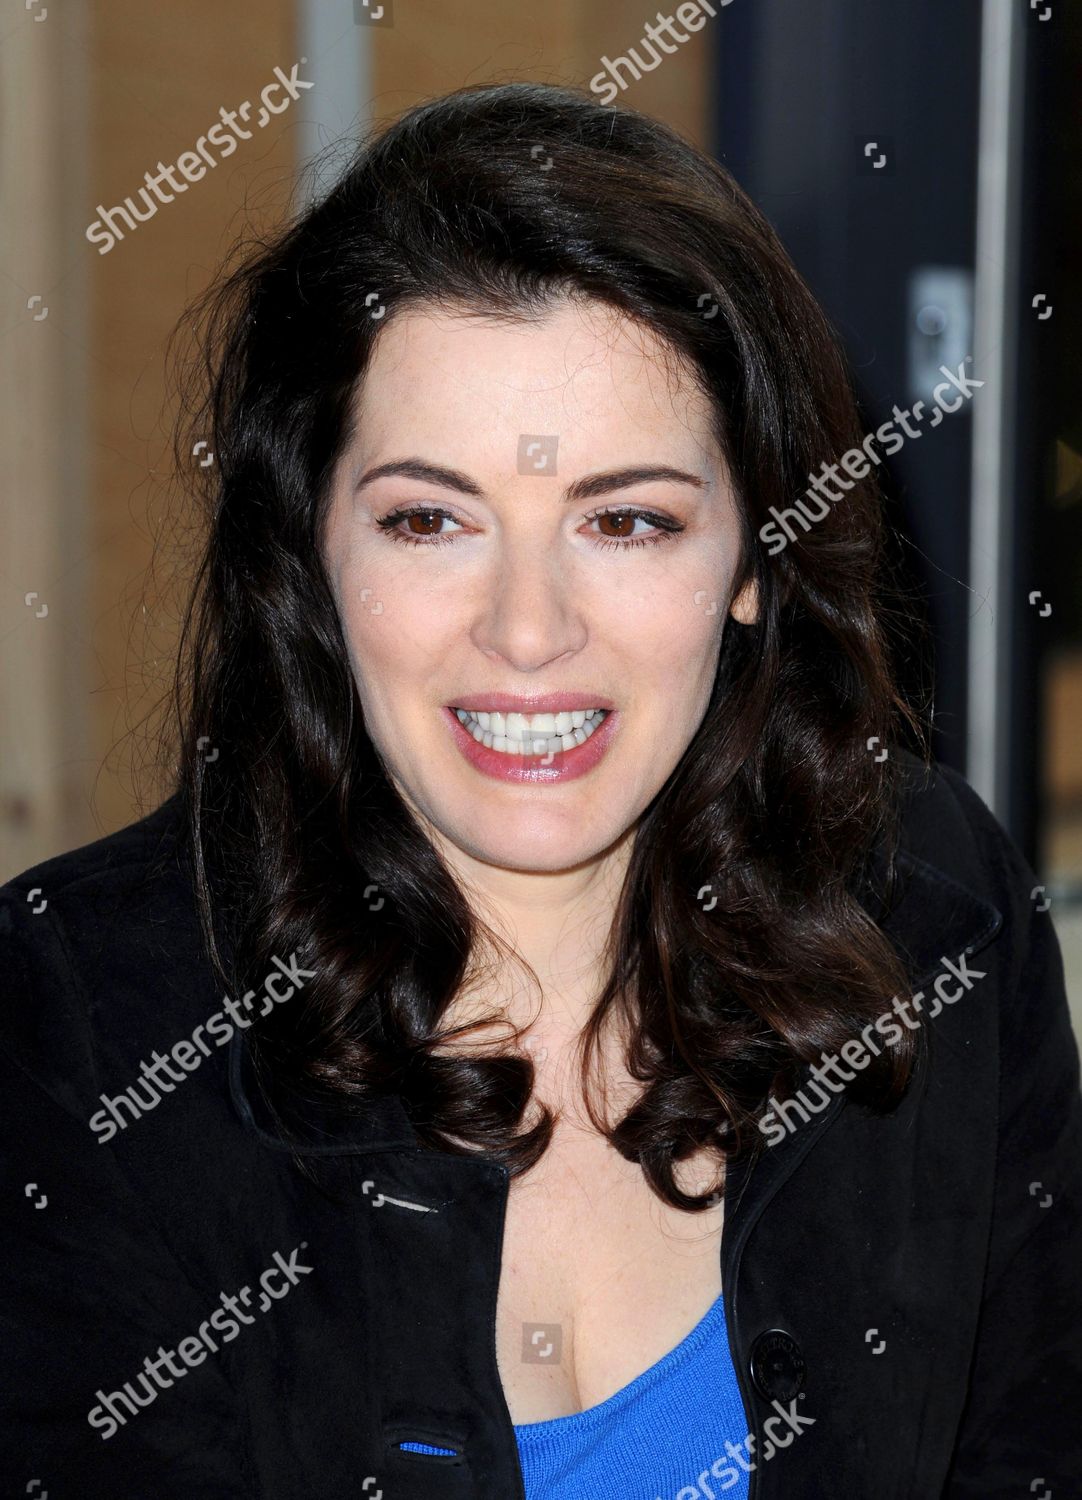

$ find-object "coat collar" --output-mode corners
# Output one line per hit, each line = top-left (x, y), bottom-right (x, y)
(227, 821), (1004, 1161)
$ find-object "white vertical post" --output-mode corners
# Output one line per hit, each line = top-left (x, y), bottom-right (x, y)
(295, 0), (373, 205)
(968, 0), (1026, 816)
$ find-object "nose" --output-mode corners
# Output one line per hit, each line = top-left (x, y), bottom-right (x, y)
(467, 527), (588, 672)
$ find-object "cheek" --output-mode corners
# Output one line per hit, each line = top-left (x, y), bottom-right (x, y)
(636, 529), (737, 623)
(628, 605), (727, 741)
(335, 596), (377, 678)
(335, 581), (451, 707)
(642, 592), (728, 678)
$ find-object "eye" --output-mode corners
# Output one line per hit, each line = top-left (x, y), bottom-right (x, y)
(375, 505), (464, 548)
(584, 507), (684, 550)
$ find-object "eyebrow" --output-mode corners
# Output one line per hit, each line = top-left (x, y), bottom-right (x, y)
(352, 457), (709, 504)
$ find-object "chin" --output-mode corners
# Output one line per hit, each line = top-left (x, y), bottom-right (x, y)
(446, 814), (622, 873)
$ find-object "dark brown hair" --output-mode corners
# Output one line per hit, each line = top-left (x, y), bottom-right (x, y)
(170, 80), (927, 1209)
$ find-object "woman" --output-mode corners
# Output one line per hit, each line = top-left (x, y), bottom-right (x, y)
(2, 80), (1080, 1499)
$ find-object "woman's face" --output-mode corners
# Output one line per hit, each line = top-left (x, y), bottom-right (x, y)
(322, 294), (756, 875)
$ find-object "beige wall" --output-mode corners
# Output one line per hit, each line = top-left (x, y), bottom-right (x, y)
(86, 0), (299, 845)
(1, 6), (92, 873)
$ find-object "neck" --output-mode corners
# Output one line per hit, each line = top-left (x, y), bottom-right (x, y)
(430, 821), (637, 1047)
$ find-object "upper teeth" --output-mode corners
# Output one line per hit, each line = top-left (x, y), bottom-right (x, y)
(454, 708), (607, 753)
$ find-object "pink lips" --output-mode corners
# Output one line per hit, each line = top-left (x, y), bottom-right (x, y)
(442, 705), (619, 784)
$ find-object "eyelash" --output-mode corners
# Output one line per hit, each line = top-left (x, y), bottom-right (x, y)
(374, 504), (684, 551)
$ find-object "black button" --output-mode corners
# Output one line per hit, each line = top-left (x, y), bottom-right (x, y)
(748, 1329), (806, 1402)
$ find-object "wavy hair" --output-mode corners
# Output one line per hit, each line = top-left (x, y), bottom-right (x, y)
(170, 80), (928, 1210)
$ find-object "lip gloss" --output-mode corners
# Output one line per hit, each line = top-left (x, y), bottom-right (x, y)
(442, 707), (619, 784)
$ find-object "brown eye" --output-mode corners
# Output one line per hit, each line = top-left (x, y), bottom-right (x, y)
(404, 511), (444, 536)
(584, 507), (681, 549)
(376, 506), (464, 547)
(595, 511), (637, 538)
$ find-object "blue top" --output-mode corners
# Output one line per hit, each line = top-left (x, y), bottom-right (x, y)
(403, 1290), (752, 1498)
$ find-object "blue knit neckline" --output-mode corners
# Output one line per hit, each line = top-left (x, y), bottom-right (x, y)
(513, 1287), (727, 1437)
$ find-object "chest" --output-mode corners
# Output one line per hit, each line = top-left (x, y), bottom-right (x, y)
(493, 1121), (726, 1424)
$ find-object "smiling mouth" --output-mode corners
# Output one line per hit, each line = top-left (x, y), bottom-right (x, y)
(451, 707), (610, 756)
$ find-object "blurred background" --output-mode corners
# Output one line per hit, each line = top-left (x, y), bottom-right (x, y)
(2, 0), (1079, 1033)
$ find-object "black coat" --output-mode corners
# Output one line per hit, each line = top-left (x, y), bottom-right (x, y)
(2, 757), (1081, 1498)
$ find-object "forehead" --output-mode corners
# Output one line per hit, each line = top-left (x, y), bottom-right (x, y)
(349, 294), (719, 460)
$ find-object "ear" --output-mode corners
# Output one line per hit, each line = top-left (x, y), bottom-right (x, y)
(729, 575), (759, 626)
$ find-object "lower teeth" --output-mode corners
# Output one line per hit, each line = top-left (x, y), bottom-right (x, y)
(454, 710), (607, 756)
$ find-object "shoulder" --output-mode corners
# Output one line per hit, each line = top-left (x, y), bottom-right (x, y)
(889, 748), (1023, 899)
(883, 750), (1068, 1053)
(882, 747), (1037, 951)
(0, 792), (213, 1117)
(0, 790), (195, 950)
